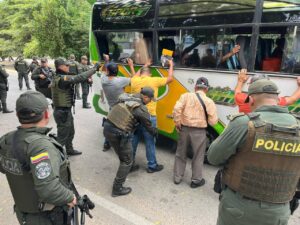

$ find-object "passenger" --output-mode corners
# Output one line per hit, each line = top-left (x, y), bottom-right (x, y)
(101, 55), (131, 152)
(128, 58), (174, 173)
(29, 56), (39, 74)
(201, 48), (217, 68)
(173, 77), (218, 187)
(208, 79), (300, 225)
(218, 44), (241, 69)
(188, 49), (201, 67)
(235, 69), (300, 114)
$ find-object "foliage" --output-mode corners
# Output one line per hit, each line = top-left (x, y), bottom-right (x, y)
(0, 0), (91, 59)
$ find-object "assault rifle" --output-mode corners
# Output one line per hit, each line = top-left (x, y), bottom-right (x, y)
(71, 183), (95, 225)
(39, 67), (53, 88)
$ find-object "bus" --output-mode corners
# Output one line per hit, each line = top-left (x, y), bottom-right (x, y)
(89, 0), (300, 145)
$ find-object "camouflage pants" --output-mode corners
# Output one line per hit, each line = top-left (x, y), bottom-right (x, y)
(18, 72), (30, 89)
(54, 108), (75, 152)
(217, 188), (290, 225)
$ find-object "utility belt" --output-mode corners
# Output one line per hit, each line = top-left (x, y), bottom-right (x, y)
(16, 205), (72, 225)
(104, 120), (132, 145)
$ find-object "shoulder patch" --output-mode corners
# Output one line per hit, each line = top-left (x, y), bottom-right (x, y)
(227, 113), (245, 121)
(35, 162), (51, 179)
(31, 152), (49, 164)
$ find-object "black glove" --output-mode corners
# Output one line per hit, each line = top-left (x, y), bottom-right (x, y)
(94, 62), (101, 71)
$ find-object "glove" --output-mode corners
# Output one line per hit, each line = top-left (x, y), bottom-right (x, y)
(94, 62), (101, 71)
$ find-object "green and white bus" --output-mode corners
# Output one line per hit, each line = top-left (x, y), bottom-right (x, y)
(89, 0), (300, 142)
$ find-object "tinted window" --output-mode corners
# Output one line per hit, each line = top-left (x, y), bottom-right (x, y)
(158, 27), (253, 71)
(94, 31), (153, 65)
(262, 0), (300, 23)
(158, 0), (256, 28)
(92, 0), (155, 30)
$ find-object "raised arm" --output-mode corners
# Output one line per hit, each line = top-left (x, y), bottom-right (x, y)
(221, 45), (240, 63)
(235, 69), (248, 94)
(284, 77), (300, 105)
(166, 59), (174, 84)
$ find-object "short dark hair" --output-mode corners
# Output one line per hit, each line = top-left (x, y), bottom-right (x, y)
(107, 63), (118, 76)
(140, 67), (150, 75)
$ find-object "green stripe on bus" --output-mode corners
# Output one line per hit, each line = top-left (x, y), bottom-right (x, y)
(93, 94), (108, 116)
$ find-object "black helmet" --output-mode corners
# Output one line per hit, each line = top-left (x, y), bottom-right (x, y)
(106, 63), (118, 76)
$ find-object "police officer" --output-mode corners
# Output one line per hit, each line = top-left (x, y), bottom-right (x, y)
(0, 91), (76, 225)
(31, 58), (53, 99)
(29, 56), (39, 74)
(103, 87), (157, 197)
(68, 54), (81, 100)
(14, 55), (31, 90)
(79, 55), (92, 108)
(0, 65), (13, 113)
(208, 79), (300, 225)
(52, 58), (100, 156)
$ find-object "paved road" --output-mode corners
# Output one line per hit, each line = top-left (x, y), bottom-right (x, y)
(0, 69), (300, 225)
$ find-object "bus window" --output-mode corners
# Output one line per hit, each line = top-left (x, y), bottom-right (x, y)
(158, 0), (256, 28)
(262, 0), (300, 23)
(282, 26), (300, 74)
(256, 26), (288, 72)
(95, 32), (153, 64)
(157, 27), (255, 71)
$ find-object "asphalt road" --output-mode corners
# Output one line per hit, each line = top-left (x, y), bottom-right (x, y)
(0, 68), (300, 225)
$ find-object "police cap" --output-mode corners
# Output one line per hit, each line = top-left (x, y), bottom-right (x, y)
(140, 87), (154, 99)
(41, 57), (48, 63)
(245, 79), (280, 103)
(16, 91), (50, 123)
(196, 77), (209, 88)
(55, 57), (69, 68)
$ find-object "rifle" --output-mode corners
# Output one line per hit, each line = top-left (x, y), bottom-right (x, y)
(39, 67), (53, 88)
(70, 183), (95, 225)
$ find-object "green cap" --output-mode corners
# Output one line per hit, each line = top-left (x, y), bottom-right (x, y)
(55, 57), (69, 68)
(16, 91), (49, 117)
(245, 79), (280, 103)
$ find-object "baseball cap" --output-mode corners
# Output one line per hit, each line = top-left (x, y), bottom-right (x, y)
(140, 87), (154, 99)
(106, 62), (118, 76)
(249, 74), (269, 84)
(41, 57), (48, 63)
(54, 57), (69, 68)
(16, 91), (50, 122)
(196, 77), (209, 88)
(245, 79), (280, 103)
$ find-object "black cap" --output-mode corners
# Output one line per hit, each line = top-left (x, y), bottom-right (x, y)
(140, 87), (154, 99)
(106, 62), (118, 76)
(55, 57), (69, 68)
(196, 77), (209, 88)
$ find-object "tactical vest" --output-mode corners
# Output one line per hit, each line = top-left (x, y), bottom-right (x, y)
(16, 61), (28, 73)
(51, 75), (73, 107)
(0, 131), (71, 213)
(107, 100), (140, 132)
(223, 114), (300, 203)
(68, 61), (78, 75)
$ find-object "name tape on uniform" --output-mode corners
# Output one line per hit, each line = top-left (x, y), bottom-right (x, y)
(253, 133), (300, 156)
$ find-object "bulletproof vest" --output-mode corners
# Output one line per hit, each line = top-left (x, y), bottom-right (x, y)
(68, 60), (78, 75)
(223, 114), (300, 203)
(107, 99), (140, 132)
(51, 75), (73, 107)
(16, 60), (28, 73)
(0, 131), (71, 213)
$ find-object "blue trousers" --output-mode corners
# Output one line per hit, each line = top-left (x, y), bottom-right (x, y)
(132, 116), (157, 169)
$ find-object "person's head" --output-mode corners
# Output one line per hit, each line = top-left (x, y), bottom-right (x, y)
(16, 91), (50, 127)
(140, 87), (154, 105)
(40, 57), (48, 67)
(195, 77), (209, 93)
(54, 57), (69, 73)
(69, 54), (75, 60)
(18, 55), (24, 60)
(81, 55), (88, 65)
(245, 79), (280, 111)
(106, 62), (118, 76)
(32, 56), (38, 61)
(206, 49), (213, 56)
(140, 66), (151, 76)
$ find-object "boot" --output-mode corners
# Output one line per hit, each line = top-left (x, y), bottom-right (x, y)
(112, 184), (132, 197)
(66, 149), (82, 156)
(83, 102), (91, 109)
(2, 103), (13, 113)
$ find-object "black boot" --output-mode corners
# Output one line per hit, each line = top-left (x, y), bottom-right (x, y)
(112, 184), (132, 197)
(66, 149), (82, 156)
(2, 103), (13, 113)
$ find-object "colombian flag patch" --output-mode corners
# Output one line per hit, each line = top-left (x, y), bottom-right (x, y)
(30, 152), (49, 164)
